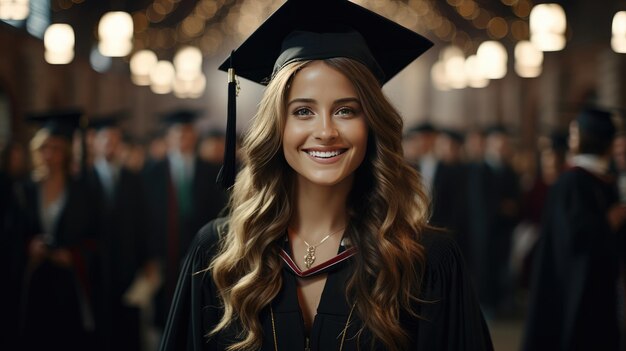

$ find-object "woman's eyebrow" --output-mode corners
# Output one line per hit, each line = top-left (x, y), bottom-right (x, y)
(287, 97), (361, 107)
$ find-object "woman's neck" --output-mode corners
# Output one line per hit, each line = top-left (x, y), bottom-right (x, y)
(291, 177), (351, 242)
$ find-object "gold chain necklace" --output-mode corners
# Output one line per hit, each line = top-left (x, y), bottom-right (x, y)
(270, 302), (356, 351)
(291, 227), (345, 269)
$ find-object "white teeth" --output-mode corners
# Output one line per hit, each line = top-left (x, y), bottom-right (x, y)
(307, 150), (343, 158)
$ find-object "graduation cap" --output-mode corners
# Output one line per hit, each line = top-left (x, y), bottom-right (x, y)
(441, 128), (465, 143)
(216, 0), (433, 188)
(576, 107), (616, 139)
(26, 108), (84, 141)
(89, 110), (129, 131)
(161, 109), (203, 126)
(407, 122), (437, 135)
(484, 124), (509, 136)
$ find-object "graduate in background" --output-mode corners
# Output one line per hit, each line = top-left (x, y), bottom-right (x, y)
(523, 107), (626, 351)
(90, 113), (158, 351)
(143, 110), (228, 329)
(466, 125), (521, 317)
(0, 139), (31, 349)
(19, 109), (100, 351)
(160, 0), (493, 349)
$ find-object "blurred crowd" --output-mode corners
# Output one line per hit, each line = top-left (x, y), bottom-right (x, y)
(1, 106), (625, 350)
(0, 109), (228, 351)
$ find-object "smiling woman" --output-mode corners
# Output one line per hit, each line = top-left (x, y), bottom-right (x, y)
(159, 1), (494, 350)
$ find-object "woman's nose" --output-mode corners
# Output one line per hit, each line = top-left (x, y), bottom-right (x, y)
(313, 115), (339, 141)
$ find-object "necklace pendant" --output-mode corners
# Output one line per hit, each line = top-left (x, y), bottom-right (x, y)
(304, 246), (316, 269)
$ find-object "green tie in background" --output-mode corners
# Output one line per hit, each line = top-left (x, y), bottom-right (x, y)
(176, 165), (192, 218)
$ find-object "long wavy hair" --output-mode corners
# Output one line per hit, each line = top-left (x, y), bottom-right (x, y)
(210, 57), (431, 350)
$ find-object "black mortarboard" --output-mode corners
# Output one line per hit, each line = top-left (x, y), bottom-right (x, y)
(485, 124), (509, 136)
(576, 107), (616, 139)
(26, 108), (84, 141)
(408, 122), (437, 135)
(90, 110), (129, 131)
(161, 109), (202, 126)
(441, 128), (465, 143)
(216, 0), (433, 189)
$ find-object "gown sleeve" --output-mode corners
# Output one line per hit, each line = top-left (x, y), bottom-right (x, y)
(413, 232), (494, 350)
(159, 218), (226, 351)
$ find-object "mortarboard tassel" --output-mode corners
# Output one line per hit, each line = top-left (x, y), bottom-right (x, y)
(218, 52), (237, 189)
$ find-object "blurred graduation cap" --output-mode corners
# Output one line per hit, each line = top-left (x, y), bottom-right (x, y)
(484, 124), (509, 136)
(26, 108), (84, 141)
(576, 107), (616, 139)
(216, 0), (433, 189)
(441, 128), (465, 143)
(161, 109), (203, 126)
(89, 110), (129, 131)
(407, 122), (437, 135)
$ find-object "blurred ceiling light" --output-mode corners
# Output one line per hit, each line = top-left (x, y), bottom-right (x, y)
(173, 46), (202, 81)
(612, 11), (626, 53)
(465, 55), (489, 88)
(476, 40), (507, 79)
(173, 73), (206, 99)
(149, 60), (175, 94)
(98, 11), (134, 57)
(514, 40), (543, 78)
(431, 61), (450, 91)
(441, 45), (467, 89)
(529, 3), (566, 51)
(130, 49), (158, 86)
(0, 0), (29, 20)
(44, 23), (74, 64)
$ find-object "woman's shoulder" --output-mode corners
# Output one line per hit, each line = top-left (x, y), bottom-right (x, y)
(193, 217), (228, 251)
(418, 229), (472, 284)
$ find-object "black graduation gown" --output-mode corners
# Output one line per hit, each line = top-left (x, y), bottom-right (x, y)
(143, 157), (228, 326)
(159, 218), (494, 351)
(19, 177), (100, 351)
(91, 166), (150, 351)
(523, 167), (622, 351)
(0, 172), (31, 349)
(466, 161), (520, 312)
(425, 162), (470, 255)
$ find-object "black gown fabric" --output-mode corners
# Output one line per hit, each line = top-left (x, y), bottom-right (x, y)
(18, 177), (101, 351)
(143, 157), (228, 326)
(466, 161), (520, 312)
(159, 218), (494, 351)
(523, 167), (623, 351)
(90, 166), (151, 351)
(0, 172), (31, 349)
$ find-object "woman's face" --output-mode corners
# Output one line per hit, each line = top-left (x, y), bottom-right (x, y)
(283, 60), (368, 188)
(38, 135), (68, 172)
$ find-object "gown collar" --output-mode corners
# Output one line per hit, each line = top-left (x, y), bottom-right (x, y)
(280, 236), (357, 278)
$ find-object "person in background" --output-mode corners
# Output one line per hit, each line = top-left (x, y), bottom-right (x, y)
(19, 109), (100, 351)
(90, 113), (158, 351)
(198, 129), (226, 165)
(0, 139), (31, 350)
(467, 125), (521, 318)
(160, 0), (493, 349)
(403, 123), (458, 231)
(523, 107), (626, 351)
(143, 110), (228, 330)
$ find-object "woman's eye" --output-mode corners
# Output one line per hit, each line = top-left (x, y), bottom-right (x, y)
(293, 108), (313, 116)
(336, 107), (355, 116)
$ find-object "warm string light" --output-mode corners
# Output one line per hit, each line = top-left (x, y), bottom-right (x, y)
(0, 0), (30, 20)
(611, 11), (626, 53)
(44, 23), (75, 64)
